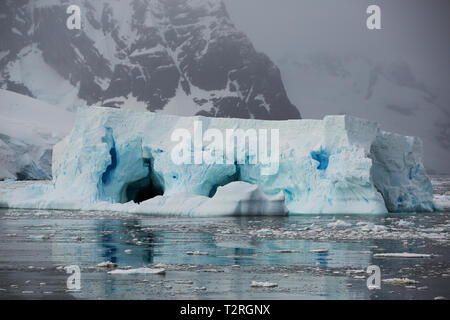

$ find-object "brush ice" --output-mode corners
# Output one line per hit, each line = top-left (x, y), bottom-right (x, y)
(0, 107), (436, 215)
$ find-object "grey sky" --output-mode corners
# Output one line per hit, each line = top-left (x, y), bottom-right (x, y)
(224, 0), (450, 98)
(223, 0), (450, 173)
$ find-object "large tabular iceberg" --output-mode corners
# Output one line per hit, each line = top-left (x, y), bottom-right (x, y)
(0, 107), (436, 215)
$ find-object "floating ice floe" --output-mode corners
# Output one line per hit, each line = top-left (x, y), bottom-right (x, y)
(194, 287), (207, 291)
(175, 280), (194, 285)
(96, 261), (118, 268)
(309, 249), (329, 253)
(327, 220), (351, 228)
(397, 219), (414, 227)
(382, 278), (419, 285)
(434, 194), (450, 210)
(251, 281), (278, 288)
(108, 267), (166, 275)
(360, 223), (387, 232)
(373, 253), (432, 258)
(186, 251), (209, 255)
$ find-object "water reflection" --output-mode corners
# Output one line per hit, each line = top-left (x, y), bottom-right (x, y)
(48, 217), (373, 271)
(2, 209), (448, 299)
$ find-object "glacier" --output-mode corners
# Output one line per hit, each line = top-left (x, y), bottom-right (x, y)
(0, 89), (74, 180)
(0, 107), (437, 215)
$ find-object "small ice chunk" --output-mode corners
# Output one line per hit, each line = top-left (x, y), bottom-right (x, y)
(194, 287), (207, 291)
(382, 278), (419, 285)
(360, 223), (387, 232)
(201, 269), (222, 273)
(124, 249), (132, 254)
(186, 251), (208, 256)
(96, 261), (118, 268)
(373, 253), (432, 258)
(309, 249), (328, 253)
(251, 281), (278, 288)
(175, 280), (194, 285)
(257, 228), (273, 234)
(346, 269), (365, 274)
(327, 220), (351, 228)
(397, 220), (414, 227)
(154, 263), (166, 268)
(108, 267), (166, 275)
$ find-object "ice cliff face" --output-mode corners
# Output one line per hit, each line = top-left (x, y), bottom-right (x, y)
(0, 107), (436, 214)
(0, 0), (299, 119)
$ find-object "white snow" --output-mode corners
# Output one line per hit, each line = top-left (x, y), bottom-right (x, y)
(0, 89), (75, 180)
(5, 46), (85, 111)
(0, 106), (436, 215)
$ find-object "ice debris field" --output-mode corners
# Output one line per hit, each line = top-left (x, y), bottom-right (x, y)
(0, 107), (437, 216)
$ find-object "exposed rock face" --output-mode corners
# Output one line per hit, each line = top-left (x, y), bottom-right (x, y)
(0, 0), (300, 120)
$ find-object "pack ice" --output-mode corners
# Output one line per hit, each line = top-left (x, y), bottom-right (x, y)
(0, 107), (436, 215)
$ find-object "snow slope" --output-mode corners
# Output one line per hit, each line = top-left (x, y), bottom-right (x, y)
(0, 106), (436, 214)
(0, 0), (299, 120)
(0, 89), (74, 180)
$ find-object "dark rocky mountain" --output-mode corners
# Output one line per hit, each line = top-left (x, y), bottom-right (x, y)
(0, 0), (300, 120)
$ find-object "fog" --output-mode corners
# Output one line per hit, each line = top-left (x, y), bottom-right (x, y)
(224, 0), (450, 172)
(224, 0), (450, 105)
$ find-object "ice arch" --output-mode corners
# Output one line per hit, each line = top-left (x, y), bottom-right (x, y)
(4, 107), (433, 215)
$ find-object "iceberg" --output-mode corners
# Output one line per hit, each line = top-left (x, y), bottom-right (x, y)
(0, 107), (436, 215)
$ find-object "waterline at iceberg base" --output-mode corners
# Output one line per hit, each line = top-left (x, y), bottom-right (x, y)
(0, 107), (436, 215)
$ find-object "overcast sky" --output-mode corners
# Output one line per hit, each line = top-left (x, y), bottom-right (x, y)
(223, 0), (450, 97)
(223, 0), (450, 172)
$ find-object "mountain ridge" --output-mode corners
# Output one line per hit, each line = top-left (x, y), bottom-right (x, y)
(0, 0), (300, 120)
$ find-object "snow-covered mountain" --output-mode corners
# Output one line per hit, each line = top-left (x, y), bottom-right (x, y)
(0, 0), (300, 120)
(278, 53), (450, 174)
(0, 89), (74, 180)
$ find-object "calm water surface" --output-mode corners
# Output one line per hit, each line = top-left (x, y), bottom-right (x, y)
(0, 176), (449, 300)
